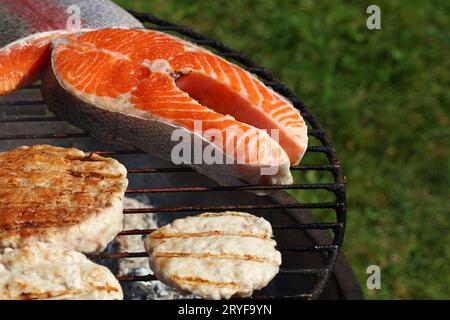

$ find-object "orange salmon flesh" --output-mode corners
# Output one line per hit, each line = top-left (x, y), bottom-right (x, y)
(0, 33), (59, 95)
(49, 29), (308, 167)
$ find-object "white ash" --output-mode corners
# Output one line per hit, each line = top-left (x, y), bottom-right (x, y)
(117, 197), (157, 276)
(116, 196), (195, 300)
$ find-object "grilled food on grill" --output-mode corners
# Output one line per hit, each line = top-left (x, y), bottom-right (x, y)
(0, 144), (128, 253)
(144, 211), (282, 300)
(0, 243), (123, 300)
(1, 0), (308, 186)
(0, 0), (143, 95)
(42, 28), (307, 186)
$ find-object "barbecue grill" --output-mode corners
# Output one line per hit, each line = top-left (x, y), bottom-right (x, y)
(0, 11), (362, 299)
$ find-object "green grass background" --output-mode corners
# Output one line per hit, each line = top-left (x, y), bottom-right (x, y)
(113, 0), (449, 299)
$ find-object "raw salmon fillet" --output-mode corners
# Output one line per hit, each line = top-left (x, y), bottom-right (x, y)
(43, 29), (308, 185)
(0, 0), (143, 95)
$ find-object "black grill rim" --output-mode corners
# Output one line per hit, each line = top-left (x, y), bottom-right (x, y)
(0, 10), (347, 300)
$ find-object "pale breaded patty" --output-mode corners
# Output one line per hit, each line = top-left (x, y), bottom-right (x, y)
(144, 212), (281, 300)
(0, 145), (128, 253)
(0, 243), (123, 300)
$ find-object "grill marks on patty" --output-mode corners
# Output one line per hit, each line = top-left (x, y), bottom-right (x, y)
(145, 212), (282, 299)
(148, 213), (277, 264)
(0, 145), (127, 230)
(0, 145), (127, 253)
(171, 276), (240, 289)
(17, 285), (120, 300)
(154, 251), (279, 265)
(150, 230), (270, 240)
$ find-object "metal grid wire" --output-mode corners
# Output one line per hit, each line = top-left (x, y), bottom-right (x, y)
(0, 11), (346, 299)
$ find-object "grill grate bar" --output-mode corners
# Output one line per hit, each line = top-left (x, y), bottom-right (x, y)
(0, 133), (89, 140)
(128, 167), (192, 174)
(0, 116), (60, 123)
(125, 183), (342, 194)
(117, 274), (156, 282)
(0, 129), (323, 139)
(117, 223), (343, 236)
(277, 245), (337, 252)
(126, 164), (340, 174)
(88, 245), (336, 260)
(87, 145), (334, 156)
(279, 268), (330, 275)
(0, 100), (45, 106)
(88, 252), (148, 260)
(116, 267), (329, 284)
(116, 267), (330, 284)
(123, 202), (343, 214)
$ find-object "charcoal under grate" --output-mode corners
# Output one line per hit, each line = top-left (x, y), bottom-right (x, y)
(0, 11), (346, 300)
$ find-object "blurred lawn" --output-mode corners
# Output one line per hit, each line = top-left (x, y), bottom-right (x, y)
(114, 0), (449, 299)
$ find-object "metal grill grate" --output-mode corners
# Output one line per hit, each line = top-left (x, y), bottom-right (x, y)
(0, 11), (346, 299)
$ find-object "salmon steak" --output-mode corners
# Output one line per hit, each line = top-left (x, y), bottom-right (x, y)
(42, 28), (308, 185)
(0, 0), (143, 95)
(0, 1), (308, 185)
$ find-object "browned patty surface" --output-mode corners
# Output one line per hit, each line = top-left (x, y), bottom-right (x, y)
(0, 145), (127, 251)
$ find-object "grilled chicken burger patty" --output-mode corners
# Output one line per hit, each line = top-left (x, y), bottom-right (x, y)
(144, 212), (282, 300)
(0, 145), (128, 252)
(0, 243), (123, 300)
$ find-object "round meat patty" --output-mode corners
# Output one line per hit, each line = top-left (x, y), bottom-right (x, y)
(0, 243), (123, 300)
(144, 211), (282, 300)
(0, 145), (128, 253)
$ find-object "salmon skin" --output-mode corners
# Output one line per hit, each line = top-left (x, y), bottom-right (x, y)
(42, 29), (308, 186)
(0, 0), (143, 95)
